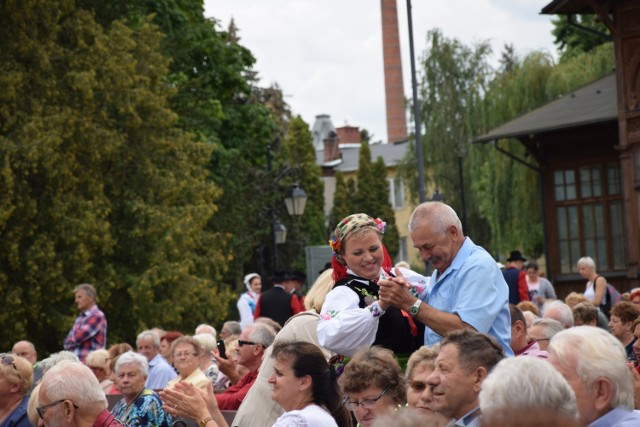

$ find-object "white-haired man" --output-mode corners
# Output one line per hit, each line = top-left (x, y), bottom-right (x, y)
(136, 330), (176, 390)
(548, 326), (640, 426)
(379, 202), (513, 356)
(543, 300), (574, 329)
(37, 361), (124, 427)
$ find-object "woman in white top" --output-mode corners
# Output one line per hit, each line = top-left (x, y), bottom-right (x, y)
(577, 256), (608, 310)
(161, 341), (351, 427)
(237, 273), (261, 329)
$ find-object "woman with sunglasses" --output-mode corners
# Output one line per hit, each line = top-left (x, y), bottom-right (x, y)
(0, 354), (33, 427)
(339, 346), (405, 427)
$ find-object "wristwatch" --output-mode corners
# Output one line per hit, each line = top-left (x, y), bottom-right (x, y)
(200, 417), (214, 427)
(408, 299), (422, 317)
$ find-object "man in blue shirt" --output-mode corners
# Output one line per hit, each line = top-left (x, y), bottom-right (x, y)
(136, 330), (177, 390)
(379, 201), (513, 356)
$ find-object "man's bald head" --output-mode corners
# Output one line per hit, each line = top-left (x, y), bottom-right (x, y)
(12, 340), (37, 364)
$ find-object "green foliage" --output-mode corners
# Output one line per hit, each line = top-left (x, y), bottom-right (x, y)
(0, 0), (234, 353)
(401, 28), (614, 260)
(279, 115), (326, 269)
(330, 172), (354, 231)
(552, 14), (611, 61)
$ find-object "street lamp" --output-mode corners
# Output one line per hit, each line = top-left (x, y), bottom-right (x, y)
(431, 189), (445, 202)
(284, 183), (308, 217)
(267, 144), (307, 271)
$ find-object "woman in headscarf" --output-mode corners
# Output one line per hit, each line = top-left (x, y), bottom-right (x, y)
(317, 214), (427, 364)
(237, 273), (262, 330)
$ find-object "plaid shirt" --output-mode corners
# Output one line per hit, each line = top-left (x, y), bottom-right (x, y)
(63, 304), (107, 363)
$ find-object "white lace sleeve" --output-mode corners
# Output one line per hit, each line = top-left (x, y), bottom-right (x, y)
(317, 286), (384, 357)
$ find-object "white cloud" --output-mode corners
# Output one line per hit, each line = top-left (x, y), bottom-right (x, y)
(204, 0), (556, 142)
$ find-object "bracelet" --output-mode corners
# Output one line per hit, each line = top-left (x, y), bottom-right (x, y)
(199, 417), (214, 427)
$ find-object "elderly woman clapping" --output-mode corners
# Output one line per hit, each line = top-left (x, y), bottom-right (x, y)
(111, 351), (172, 427)
(166, 336), (209, 392)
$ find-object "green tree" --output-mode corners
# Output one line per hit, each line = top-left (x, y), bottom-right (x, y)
(279, 115), (326, 270)
(552, 14), (611, 61)
(330, 172), (354, 231)
(0, 0), (233, 353)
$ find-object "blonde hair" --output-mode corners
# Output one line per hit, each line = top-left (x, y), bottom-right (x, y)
(1, 354), (33, 395)
(304, 268), (335, 313)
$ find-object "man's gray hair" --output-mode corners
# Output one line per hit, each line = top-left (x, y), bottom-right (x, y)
(248, 323), (277, 348)
(223, 321), (242, 336)
(39, 351), (79, 373)
(408, 202), (463, 235)
(479, 356), (577, 418)
(136, 330), (160, 348)
(530, 318), (564, 339)
(542, 300), (574, 328)
(115, 351), (149, 377)
(549, 326), (634, 409)
(40, 361), (107, 407)
(74, 283), (97, 299)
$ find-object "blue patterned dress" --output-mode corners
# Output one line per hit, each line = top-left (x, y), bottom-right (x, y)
(110, 389), (172, 427)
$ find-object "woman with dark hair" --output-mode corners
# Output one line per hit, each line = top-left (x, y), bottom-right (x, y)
(161, 341), (351, 427)
(318, 214), (427, 360)
(268, 341), (351, 426)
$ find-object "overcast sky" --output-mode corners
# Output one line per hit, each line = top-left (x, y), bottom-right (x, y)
(203, 1), (558, 143)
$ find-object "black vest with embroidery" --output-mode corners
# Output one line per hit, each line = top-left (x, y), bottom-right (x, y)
(334, 274), (423, 354)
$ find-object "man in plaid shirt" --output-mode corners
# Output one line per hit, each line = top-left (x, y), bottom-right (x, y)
(63, 284), (107, 363)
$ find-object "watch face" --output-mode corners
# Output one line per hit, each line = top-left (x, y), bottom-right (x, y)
(410, 306), (418, 314)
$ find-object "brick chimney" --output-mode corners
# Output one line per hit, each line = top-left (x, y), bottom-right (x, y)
(381, 0), (408, 144)
(336, 125), (361, 145)
(323, 131), (340, 162)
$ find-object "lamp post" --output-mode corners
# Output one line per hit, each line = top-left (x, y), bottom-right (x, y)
(267, 144), (308, 271)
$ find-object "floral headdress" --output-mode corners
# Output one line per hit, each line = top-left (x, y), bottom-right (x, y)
(329, 213), (390, 283)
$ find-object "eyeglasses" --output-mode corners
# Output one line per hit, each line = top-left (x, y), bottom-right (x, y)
(531, 338), (550, 343)
(237, 340), (264, 348)
(173, 352), (197, 358)
(344, 387), (389, 411)
(36, 400), (78, 419)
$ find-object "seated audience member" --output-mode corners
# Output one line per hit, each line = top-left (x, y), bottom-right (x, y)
(86, 349), (113, 394)
(548, 326), (640, 426)
(609, 301), (640, 363)
(573, 302), (599, 326)
(340, 346), (406, 427)
(108, 343), (135, 394)
(218, 321), (242, 340)
(0, 353), (33, 427)
(136, 330), (177, 390)
(232, 268), (335, 427)
(111, 351), (172, 427)
(509, 305), (547, 358)
(12, 340), (43, 386)
(542, 300), (574, 329)
(195, 324), (217, 338)
(158, 331), (183, 364)
(405, 345), (451, 425)
(214, 322), (276, 410)
(629, 289), (640, 306)
(255, 316), (282, 334)
(38, 351), (79, 374)
(166, 336), (209, 392)
(426, 329), (504, 427)
(522, 310), (538, 329)
(193, 333), (219, 384)
(565, 292), (609, 329)
(479, 409), (580, 427)
(526, 318), (563, 352)
(372, 406), (449, 427)
(37, 361), (125, 427)
(479, 356), (577, 421)
(516, 300), (539, 316)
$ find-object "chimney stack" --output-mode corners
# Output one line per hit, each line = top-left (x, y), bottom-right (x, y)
(381, 0), (408, 144)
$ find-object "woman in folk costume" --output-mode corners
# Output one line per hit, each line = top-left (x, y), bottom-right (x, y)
(317, 213), (427, 367)
(237, 273), (262, 329)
